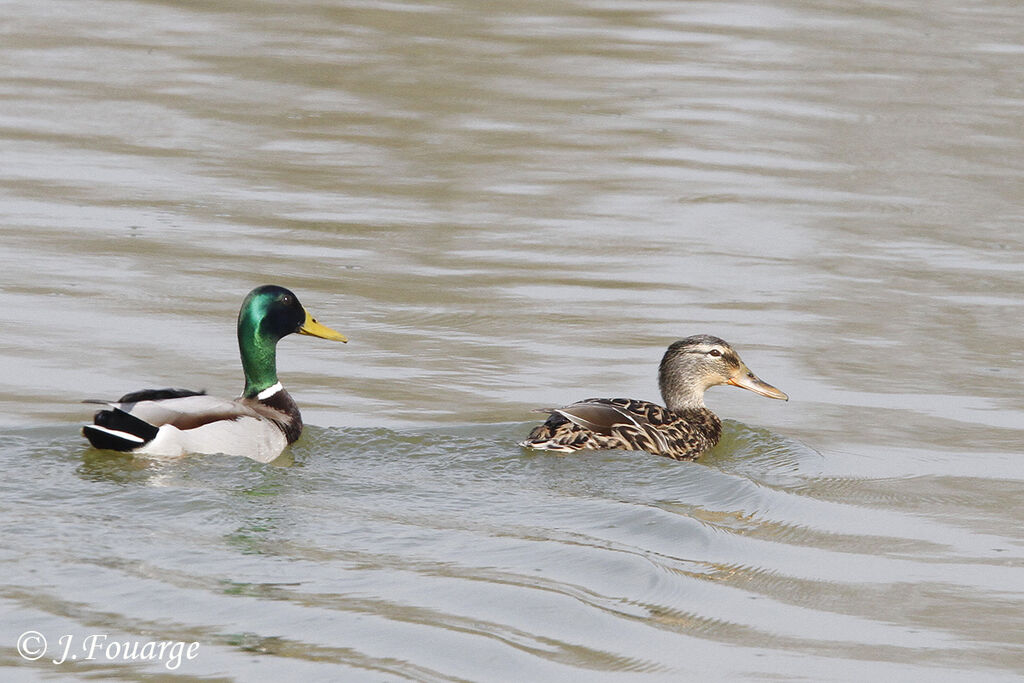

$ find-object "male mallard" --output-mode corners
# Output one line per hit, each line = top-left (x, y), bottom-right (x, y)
(520, 335), (787, 460)
(82, 285), (346, 461)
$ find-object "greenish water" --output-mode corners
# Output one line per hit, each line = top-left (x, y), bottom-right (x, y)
(2, 0), (1023, 680)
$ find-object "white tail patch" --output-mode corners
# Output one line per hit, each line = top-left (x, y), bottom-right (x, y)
(85, 425), (145, 443)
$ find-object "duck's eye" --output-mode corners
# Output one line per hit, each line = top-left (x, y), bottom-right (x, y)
(708, 349), (722, 357)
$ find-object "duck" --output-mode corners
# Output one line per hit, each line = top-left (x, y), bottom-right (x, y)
(519, 335), (787, 460)
(82, 285), (347, 462)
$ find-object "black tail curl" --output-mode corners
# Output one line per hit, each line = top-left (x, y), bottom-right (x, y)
(82, 408), (160, 452)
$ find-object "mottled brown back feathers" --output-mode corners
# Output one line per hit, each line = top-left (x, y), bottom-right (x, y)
(521, 397), (722, 461)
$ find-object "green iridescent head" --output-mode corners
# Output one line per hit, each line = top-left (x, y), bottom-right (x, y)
(237, 285), (346, 398)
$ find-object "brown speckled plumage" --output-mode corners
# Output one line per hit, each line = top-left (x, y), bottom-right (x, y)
(523, 397), (722, 461)
(520, 335), (787, 461)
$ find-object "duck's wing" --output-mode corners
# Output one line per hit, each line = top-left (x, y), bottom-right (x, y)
(551, 399), (645, 435)
(83, 389), (244, 427)
(83, 390), (269, 456)
(567, 398), (674, 454)
(111, 393), (262, 429)
(522, 398), (673, 454)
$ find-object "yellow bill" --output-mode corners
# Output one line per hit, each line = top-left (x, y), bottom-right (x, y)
(298, 309), (348, 342)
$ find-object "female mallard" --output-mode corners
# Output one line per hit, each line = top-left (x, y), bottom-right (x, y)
(82, 285), (346, 461)
(520, 335), (787, 460)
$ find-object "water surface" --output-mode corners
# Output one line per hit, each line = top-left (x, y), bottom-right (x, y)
(1, 0), (1023, 680)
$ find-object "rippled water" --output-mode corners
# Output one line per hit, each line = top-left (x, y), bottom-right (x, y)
(2, 0), (1023, 680)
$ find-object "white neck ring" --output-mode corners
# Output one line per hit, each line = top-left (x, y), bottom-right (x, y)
(257, 382), (283, 400)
